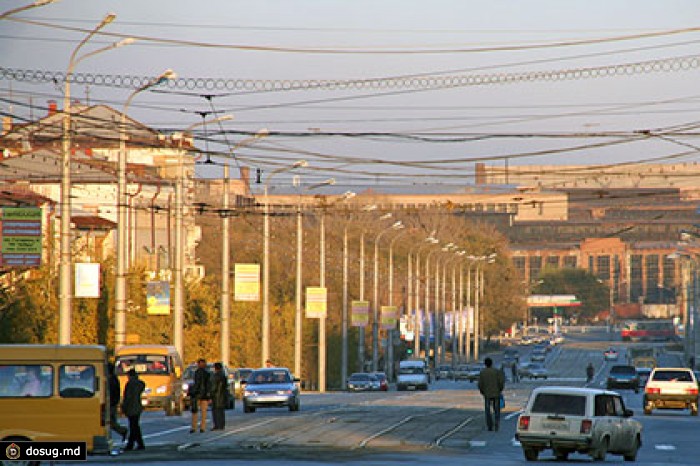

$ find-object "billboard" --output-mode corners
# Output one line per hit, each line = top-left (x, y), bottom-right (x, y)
(0, 207), (42, 267)
(75, 263), (100, 298)
(305, 287), (327, 318)
(146, 281), (171, 315)
(351, 300), (369, 327)
(381, 305), (398, 330)
(234, 263), (260, 301)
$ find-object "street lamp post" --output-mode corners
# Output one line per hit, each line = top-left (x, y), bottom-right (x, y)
(262, 160), (307, 367)
(60, 13), (124, 344)
(412, 237), (438, 359)
(221, 127), (265, 367)
(115, 69), (175, 350)
(0, 0), (56, 20)
(386, 227), (408, 380)
(373, 220), (403, 372)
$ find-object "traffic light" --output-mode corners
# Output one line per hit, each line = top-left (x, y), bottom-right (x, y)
(406, 347), (414, 356)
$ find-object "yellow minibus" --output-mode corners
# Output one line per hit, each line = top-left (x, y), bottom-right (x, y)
(0, 344), (110, 454)
(114, 345), (184, 416)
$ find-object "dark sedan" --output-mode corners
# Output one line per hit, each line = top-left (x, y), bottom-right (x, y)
(347, 373), (379, 392)
(607, 365), (640, 393)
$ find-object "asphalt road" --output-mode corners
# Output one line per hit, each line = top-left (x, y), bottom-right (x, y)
(68, 330), (698, 465)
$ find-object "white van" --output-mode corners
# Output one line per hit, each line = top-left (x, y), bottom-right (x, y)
(396, 359), (429, 391)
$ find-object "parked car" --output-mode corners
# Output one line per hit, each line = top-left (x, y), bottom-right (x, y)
(643, 367), (698, 415)
(347, 373), (380, 392)
(181, 363), (234, 410)
(453, 364), (471, 381)
(371, 372), (389, 391)
(232, 367), (254, 399)
(603, 348), (619, 361)
(435, 364), (454, 381)
(516, 386), (642, 461)
(242, 367), (300, 413)
(606, 365), (639, 393)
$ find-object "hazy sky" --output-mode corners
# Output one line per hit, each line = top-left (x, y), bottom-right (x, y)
(2, 0), (700, 191)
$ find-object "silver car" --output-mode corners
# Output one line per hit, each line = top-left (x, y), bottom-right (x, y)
(242, 368), (300, 413)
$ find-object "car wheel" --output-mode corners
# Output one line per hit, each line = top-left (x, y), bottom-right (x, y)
(554, 449), (569, 461)
(691, 406), (698, 416)
(523, 447), (538, 461)
(593, 437), (609, 461)
(624, 436), (640, 462)
(634, 387), (639, 394)
(243, 404), (255, 413)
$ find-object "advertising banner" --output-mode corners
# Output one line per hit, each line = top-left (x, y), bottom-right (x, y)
(234, 263), (260, 301)
(75, 263), (100, 298)
(305, 287), (327, 318)
(146, 281), (171, 315)
(351, 300), (369, 327)
(0, 207), (42, 267)
(380, 305), (398, 330)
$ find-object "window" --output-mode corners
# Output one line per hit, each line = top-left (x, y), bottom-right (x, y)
(531, 394), (586, 416)
(613, 396), (625, 417)
(116, 354), (170, 375)
(0, 365), (53, 398)
(652, 370), (692, 382)
(595, 394), (617, 416)
(59, 365), (96, 398)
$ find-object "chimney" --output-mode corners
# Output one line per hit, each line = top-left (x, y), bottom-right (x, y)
(239, 166), (251, 194)
(47, 100), (57, 117)
(2, 116), (11, 135)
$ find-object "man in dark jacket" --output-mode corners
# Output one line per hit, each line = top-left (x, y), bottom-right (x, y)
(190, 358), (211, 433)
(478, 357), (505, 431)
(121, 369), (146, 450)
(108, 363), (128, 442)
(211, 362), (228, 430)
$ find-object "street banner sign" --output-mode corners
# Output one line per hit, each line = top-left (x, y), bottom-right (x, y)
(527, 294), (581, 307)
(234, 263), (260, 301)
(351, 300), (369, 327)
(381, 305), (398, 330)
(306, 287), (327, 318)
(0, 207), (42, 268)
(75, 263), (100, 298)
(146, 281), (171, 315)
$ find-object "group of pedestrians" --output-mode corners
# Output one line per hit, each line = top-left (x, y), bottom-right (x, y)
(189, 358), (229, 433)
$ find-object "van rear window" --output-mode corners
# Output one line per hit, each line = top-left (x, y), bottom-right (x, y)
(531, 394), (586, 416)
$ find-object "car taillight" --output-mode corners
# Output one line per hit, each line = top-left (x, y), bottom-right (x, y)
(646, 387), (661, 394)
(686, 388), (699, 395)
(518, 416), (530, 431)
(580, 419), (592, 434)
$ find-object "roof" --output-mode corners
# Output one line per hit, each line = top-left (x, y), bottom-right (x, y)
(530, 386), (612, 395)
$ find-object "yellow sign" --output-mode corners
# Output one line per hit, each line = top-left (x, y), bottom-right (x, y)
(351, 300), (369, 327)
(146, 281), (171, 315)
(381, 306), (398, 330)
(235, 263), (260, 301)
(306, 287), (327, 318)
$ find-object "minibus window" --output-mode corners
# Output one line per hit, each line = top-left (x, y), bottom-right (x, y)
(59, 365), (95, 398)
(116, 355), (170, 375)
(0, 365), (53, 397)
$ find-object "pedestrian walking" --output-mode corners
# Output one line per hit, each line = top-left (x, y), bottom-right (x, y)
(478, 357), (505, 432)
(107, 363), (128, 443)
(511, 362), (519, 383)
(190, 358), (211, 433)
(211, 362), (227, 430)
(121, 369), (145, 450)
(586, 362), (595, 383)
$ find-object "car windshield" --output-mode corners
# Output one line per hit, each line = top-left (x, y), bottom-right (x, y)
(247, 370), (291, 384)
(349, 374), (370, 381)
(611, 366), (636, 375)
(116, 355), (169, 375)
(652, 370), (693, 382)
(530, 364), (544, 370)
(532, 393), (586, 416)
(399, 367), (424, 375)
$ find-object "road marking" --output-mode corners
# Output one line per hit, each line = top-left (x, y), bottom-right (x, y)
(655, 444), (677, 451)
(470, 440), (487, 447)
(433, 416), (475, 447)
(505, 410), (522, 420)
(143, 425), (191, 440)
